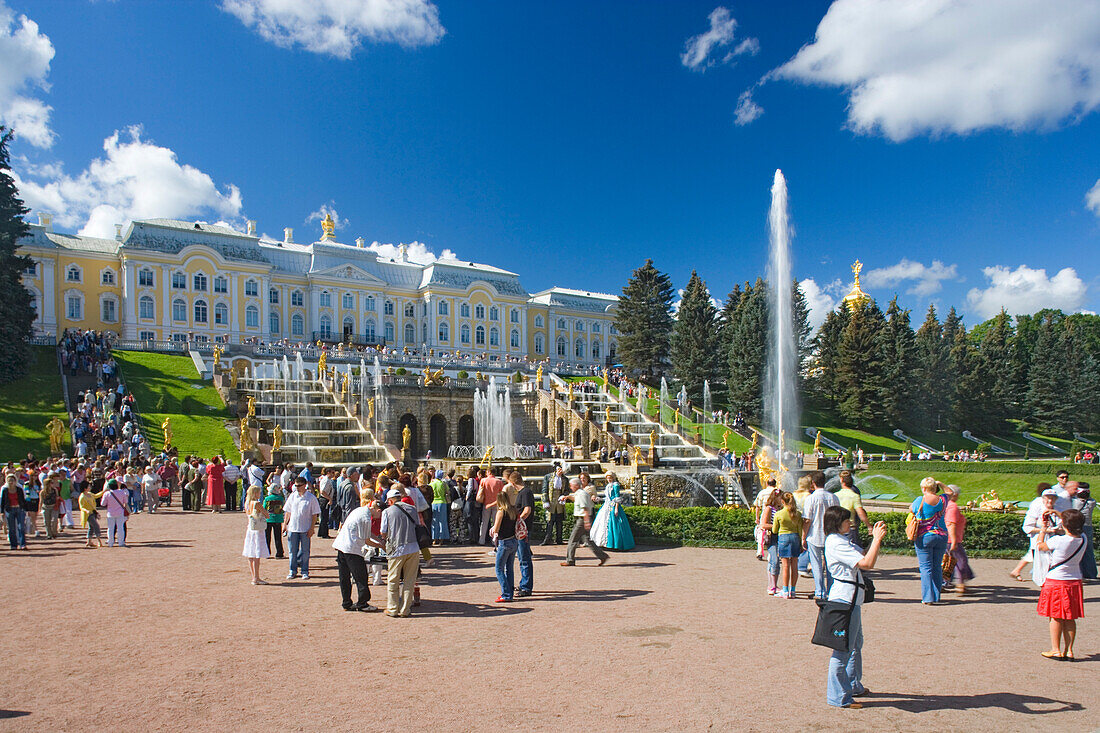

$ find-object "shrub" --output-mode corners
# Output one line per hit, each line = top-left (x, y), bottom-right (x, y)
(395, 367), (407, 376)
(457, 370), (469, 379)
(866, 460), (1100, 476)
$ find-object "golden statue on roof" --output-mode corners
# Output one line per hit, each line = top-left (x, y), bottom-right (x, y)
(843, 260), (871, 311)
(320, 212), (336, 240)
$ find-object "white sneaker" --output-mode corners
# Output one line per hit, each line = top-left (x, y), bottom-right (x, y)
(286, 573), (296, 580)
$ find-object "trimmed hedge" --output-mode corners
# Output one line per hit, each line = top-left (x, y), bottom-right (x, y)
(866, 460), (1100, 477)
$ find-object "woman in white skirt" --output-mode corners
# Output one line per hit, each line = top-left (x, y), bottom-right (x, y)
(242, 485), (270, 584)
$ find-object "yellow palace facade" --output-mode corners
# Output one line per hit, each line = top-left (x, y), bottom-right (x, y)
(17, 214), (619, 367)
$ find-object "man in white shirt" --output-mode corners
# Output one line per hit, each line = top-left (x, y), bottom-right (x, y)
(332, 488), (383, 612)
(246, 460), (265, 490)
(561, 477), (609, 566)
(379, 489), (421, 617)
(282, 475), (321, 580)
(141, 466), (161, 514)
(802, 470), (840, 600)
(222, 460), (240, 511)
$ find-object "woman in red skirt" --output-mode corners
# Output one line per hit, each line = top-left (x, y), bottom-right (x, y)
(206, 455), (226, 514)
(1037, 508), (1087, 661)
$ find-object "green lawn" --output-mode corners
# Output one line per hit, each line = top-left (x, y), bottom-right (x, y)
(114, 351), (238, 459)
(0, 346), (67, 459)
(859, 468), (1057, 504)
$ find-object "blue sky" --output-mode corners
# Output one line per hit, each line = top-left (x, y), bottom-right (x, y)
(4, 0), (1100, 329)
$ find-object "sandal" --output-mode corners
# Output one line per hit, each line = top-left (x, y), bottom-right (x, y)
(1040, 651), (1064, 660)
(1009, 573), (1024, 581)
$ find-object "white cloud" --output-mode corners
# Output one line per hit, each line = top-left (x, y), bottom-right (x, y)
(0, 2), (55, 147)
(681, 7), (757, 71)
(734, 89), (762, 125)
(1087, 178), (1100, 216)
(221, 0), (445, 59)
(366, 240), (457, 265)
(798, 278), (837, 331)
(966, 265), (1087, 319)
(306, 201), (347, 230)
(14, 126), (243, 238)
(863, 258), (959, 297)
(774, 0), (1100, 141)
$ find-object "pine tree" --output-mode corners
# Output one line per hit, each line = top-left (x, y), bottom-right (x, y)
(836, 301), (889, 428)
(0, 128), (35, 383)
(671, 271), (720, 403)
(810, 305), (849, 410)
(717, 283), (744, 352)
(978, 309), (1015, 431)
(727, 278), (767, 420)
(950, 327), (988, 431)
(881, 297), (917, 427)
(792, 279), (812, 381)
(914, 305), (951, 430)
(614, 259), (674, 383)
(1026, 314), (1073, 434)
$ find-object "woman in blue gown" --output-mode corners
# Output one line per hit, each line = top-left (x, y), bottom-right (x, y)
(590, 472), (634, 551)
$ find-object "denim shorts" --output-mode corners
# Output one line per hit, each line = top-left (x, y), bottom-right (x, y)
(777, 532), (802, 558)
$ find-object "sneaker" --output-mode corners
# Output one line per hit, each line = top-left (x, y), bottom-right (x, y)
(356, 604), (381, 613)
(515, 590), (532, 598)
(301, 574), (311, 580)
(495, 595), (511, 603)
(286, 573), (297, 580)
(560, 561), (575, 566)
(767, 587), (777, 595)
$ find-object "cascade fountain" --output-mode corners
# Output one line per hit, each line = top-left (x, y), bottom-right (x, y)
(703, 379), (712, 436)
(474, 376), (514, 457)
(659, 377), (670, 426)
(765, 169), (800, 475)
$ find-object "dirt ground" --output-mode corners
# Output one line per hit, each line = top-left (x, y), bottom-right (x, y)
(1, 507), (1096, 732)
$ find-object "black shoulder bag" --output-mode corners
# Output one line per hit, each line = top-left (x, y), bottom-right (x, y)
(811, 571), (868, 652)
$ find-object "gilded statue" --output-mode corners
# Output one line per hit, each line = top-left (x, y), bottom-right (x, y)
(246, 395), (256, 421)
(367, 397), (375, 420)
(317, 351), (327, 378)
(480, 445), (494, 470)
(535, 364), (543, 386)
(46, 417), (65, 454)
(272, 424), (283, 452)
(750, 429), (758, 453)
(605, 406), (611, 424)
(212, 345), (223, 370)
(239, 418), (252, 451)
(402, 424), (412, 451)
(602, 368), (608, 386)
(633, 446), (643, 466)
(649, 428), (657, 448)
(422, 367), (446, 386)
(161, 416), (173, 451)
(340, 373), (349, 398)
(321, 211), (335, 239)
(229, 366), (239, 389)
(722, 430), (731, 451)
(673, 408), (680, 426)
(568, 382), (575, 402)
(584, 405), (593, 421)
(756, 445), (777, 490)
(813, 430), (822, 454)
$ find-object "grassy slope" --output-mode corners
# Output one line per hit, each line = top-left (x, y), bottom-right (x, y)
(860, 468), (1055, 504)
(114, 351), (237, 459)
(0, 346), (67, 458)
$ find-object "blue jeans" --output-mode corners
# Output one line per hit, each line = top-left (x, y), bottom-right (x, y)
(767, 541), (779, 578)
(495, 537), (518, 599)
(288, 532), (311, 576)
(1081, 526), (1097, 580)
(798, 548), (809, 573)
(808, 542), (830, 599)
(5, 507), (26, 548)
(516, 537), (533, 593)
(915, 532), (947, 602)
(826, 604), (864, 707)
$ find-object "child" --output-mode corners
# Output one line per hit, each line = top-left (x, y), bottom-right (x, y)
(364, 487), (386, 585)
(78, 482), (105, 548)
(262, 482), (285, 559)
(772, 492), (804, 599)
(242, 485), (270, 585)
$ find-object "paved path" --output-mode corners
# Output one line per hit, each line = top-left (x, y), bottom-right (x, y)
(1, 508), (1095, 731)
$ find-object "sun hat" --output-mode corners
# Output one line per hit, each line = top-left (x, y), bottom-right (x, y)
(1042, 488), (1059, 496)
(386, 488), (403, 501)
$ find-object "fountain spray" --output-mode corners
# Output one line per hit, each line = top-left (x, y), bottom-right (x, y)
(766, 170), (800, 471)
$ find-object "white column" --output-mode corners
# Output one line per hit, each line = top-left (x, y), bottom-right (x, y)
(229, 273), (239, 340)
(310, 285), (321, 339)
(260, 275), (270, 340)
(121, 261), (137, 338)
(161, 265), (172, 339)
(41, 259), (56, 335)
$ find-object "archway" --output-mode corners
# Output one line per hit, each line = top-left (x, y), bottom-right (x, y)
(556, 418), (565, 442)
(572, 428), (581, 447)
(399, 413), (419, 458)
(429, 414), (447, 457)
(590, 439), (600, 453)
(540, 408), (548, 436)
(457, 414), (474, 445)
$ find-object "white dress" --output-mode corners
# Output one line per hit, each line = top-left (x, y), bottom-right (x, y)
(589, 496), (612, 547)
(242, 510), (270, 559)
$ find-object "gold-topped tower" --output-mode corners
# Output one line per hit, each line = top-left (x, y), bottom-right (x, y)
(842, 260), (871, 311)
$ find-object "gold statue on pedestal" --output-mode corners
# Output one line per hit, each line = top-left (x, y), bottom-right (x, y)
(750, 429), (758, 453)
(212, 345), (223, 371)
(567, 382), (575, 402)
(239, 418), (252, 451)
(402, 425), (412, 451)
(649, 428), (657, 449)
(535, 364), (543, 387)
(246, 395), (256, 421)
(722, 430), (731, 451)
(422, 367), (446, 386)
(605, 406), (611, 425)
(813, 430), (822, 454)
(340, 373), (349, 398)
(756, 445), (778, 490)
(320, 212), (336, 240)
(602, 368), (608, 386)
(46, 417), (65, 454)
(272, 424), (283, 452)
(367, 397), (375, 420)
(317, 351), (327, 379)
(633, 446), (644, 466)
(161, 417), (172, 451)
(480, 445), (494, 470)
(230, 365), (239, 389)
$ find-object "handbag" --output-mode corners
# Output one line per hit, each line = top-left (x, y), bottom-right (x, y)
(516, 516), (529, 541)
(811, 586), (858, 652)
(451, 495), (464, 512)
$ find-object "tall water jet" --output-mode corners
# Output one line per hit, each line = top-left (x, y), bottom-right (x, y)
(474, 376), (514, 456)
(660, 377), (670, 426)
(765, 169), (800, 468)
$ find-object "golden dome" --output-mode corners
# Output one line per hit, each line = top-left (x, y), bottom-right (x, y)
(843, 260), (871, 311)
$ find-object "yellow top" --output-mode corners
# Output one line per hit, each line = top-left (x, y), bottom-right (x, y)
(78, 489), (105, 526)
(772, 507), (802, 535)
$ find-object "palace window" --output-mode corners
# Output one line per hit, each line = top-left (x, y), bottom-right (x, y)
(610, 325), (618, 335)
(404, 323), (415, 342)
(461, 324), (470, 344)
(193, 273), (208, 292)
(475, 325), (485, 345)
(609, 342), (617, 360)
(534, 333), (545, 354)
(101, 298), (117, 323)
(438, 300), (449, 316)
(534, 314), (544, 328)
(384, 322), (394, 342)
(101, 269), (115, 286)
(342, 293), (354, 310)
(557, 318), (566, 330)
(439, 322), (449, 342)
(245, 305), (259, 328)
(139, 296), (155, 319)
(510, 309), (519, 323)
(384, 300), (394, 315)
(67, 295), (82, 320)
(343, 317), (354, 336)
(139, 331), (156, 341)
(66, 265), (81, 283)
(556, 336), (567, 357)
(575, 320), (584, 331)
(365, 295), (375, 312)
(510, 329), (520, 349)
(214, 303), (228, 325)
(320, 290), (331, 307)
(269, 288), (279, 305)
(404, 302), (415, 318)
(194, 299), (208, 324)
(172, 272), (187, 289)
(592, 340), (601, 360)
(23, 262), (37, 276)
(489, 327), (499, 347)
(319, 316), (332, 338)
(475, 304), (485, 319)
(364, 319), (376, 342)
(592, 323), (600, 333)
(172, 299), (187, 322)
(575, 339), (585, 359)
(291, 314), (304, 336)
(489, 306), (499, 321)
(269, 312), (280, 334)
(460, 302), (470, 318)
(138, 268), (154, 287)
(172, 333), (188, 343)
(214, 276), (228, 293)
(244, 279), (258, 297)
(291, 290), (304, 307)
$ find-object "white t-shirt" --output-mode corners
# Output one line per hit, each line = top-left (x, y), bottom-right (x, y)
(247, 463), (265, 487)
(142, 474), (160, 492)
(825, 533), (865, 604)
(1045, 535), (1086, 581)
(283, 490), (320, 533)
(573, 488), (593, 517)
(804, 488), (840, 547)
(332, 506), (374, 557)
(407, 485), (429, 512)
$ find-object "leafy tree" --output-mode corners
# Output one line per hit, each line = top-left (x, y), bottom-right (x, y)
(615, 259), (674, 383)
(671, 271), (720, 403)
(836, 301), (889, 428)
(727, 278), (767, 420)
(0, 127), (35, 383)
(914, 305), (951, 430)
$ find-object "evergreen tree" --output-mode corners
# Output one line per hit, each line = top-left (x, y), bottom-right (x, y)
(836, 301), (889, 428)
(914, 305), (951, 430)
(950, 327), (989, 431)
(614, 259), (674, 383)
(727, 278), (767, 420)
(0, 128), (35, 383)
(1026, 314), (1074, 434)
(978, 309), (1015, 431)
(717, 283), (744, 352)
(810, 305), (849, 410)
(671, 271), (720, 403)
(792, 279), (812, 379)
(881, 297), (917, 427)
